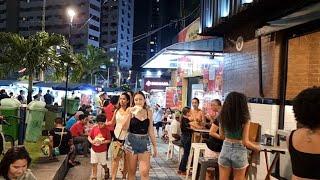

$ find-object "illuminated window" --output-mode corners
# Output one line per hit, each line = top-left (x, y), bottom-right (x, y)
(150, 41), (155, 44)
(242, 0), (253, 3)
(220, 0), (230, 17)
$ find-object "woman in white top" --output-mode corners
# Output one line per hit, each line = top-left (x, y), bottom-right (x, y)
(106, 92), (131, 180)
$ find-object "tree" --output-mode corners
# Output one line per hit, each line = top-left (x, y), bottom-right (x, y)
(71, 45), (111, 84)
(0, 32), (73, 103)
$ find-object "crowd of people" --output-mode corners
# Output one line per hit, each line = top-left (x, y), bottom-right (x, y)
(0, 89), (55, 105)
(0, 87), (320, 179)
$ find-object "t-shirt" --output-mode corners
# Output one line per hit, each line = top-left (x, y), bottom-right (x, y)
(171, 118), (181, 131)
(104, 104), (115, 131)
(89, 125), (111, 153)
(181, 117), (192, 136)
(66, 116), (77, 130)
(70, 121), (85, 137)
(44, 93), (54, 105)
(153, 109), (163, 123)
(49, 127), (72, 155)
(206, 118), (223, 152)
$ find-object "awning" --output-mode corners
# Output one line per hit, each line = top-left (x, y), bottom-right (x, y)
(256, 2), (320, 36)
(141, 37), (223, 69)
(0, 80), (18, 86)
(34, 82), (61, 88)
(52, 83), (96, 91)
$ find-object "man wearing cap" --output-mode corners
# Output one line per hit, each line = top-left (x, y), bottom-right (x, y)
(66, 111), (84, 130)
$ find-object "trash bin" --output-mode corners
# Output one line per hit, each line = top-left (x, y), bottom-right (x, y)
(44, 105), (62, 131)
(25, 101), (48, 142)
(62, 98), (80, 115)
(0, 98), (21, 141)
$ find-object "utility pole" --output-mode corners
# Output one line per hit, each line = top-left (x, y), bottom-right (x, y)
(42, 0), (46, 31)
(180, 0), (185, 28)
(117, 52), (121, 87)
(40, 0), (46, 81)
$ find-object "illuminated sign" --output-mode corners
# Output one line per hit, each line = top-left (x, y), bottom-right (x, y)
(145, 81), (169, 87)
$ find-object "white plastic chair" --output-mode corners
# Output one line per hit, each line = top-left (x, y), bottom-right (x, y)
(185, 143), (207, 180)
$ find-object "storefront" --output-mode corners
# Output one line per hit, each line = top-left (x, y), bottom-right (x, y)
(142, 18), (223, 111)
(143, 78), (170, 108)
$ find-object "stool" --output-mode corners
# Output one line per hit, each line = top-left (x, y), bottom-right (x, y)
(186, 143), (207, 180)
(198, 157), (218, 180)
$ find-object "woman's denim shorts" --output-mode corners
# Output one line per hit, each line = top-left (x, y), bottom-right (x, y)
(218, 141), (248, 169)
(124, 132), (151, 154)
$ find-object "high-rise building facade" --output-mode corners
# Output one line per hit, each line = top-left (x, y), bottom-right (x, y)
(2, 0), (101, 52)
(0, 0), (6, 32)
(132, 0), (181, 70)
(101, 0), (134, 70)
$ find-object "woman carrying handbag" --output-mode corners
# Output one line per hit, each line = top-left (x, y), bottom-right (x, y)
(106, 93), (131, 180)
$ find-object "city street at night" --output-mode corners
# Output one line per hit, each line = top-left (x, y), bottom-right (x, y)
(0, 0), (320, 180)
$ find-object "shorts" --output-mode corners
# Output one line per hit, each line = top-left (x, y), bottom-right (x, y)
(154, 122), (162, 130)
(90, 148), (108, 165)
(218, 141), (248, 169)
(124, 133), (151, 154)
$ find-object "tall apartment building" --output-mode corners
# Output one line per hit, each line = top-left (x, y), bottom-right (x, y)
(0, 0), (6, 31)
(0, 0), (19, 32)
(101, 0), (134, 70)
(132, 0), (181, 70)
(1, 0), (101, 52)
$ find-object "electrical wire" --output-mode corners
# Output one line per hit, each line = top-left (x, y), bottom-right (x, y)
(102, 5), (200, 49)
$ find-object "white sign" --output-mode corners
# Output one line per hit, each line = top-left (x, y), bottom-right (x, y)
(145, 80), (169, 87)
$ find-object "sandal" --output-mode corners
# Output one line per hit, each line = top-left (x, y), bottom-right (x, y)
(104, 168), (110, 179)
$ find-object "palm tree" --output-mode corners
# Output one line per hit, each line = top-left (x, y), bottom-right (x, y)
(0, 31), (73, 103)
(71, 45), (111, 84)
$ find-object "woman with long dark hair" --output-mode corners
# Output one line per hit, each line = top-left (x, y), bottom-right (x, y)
(106, 93), (131, 180)
(126, 91), (134, 107)
(0, 146), (36, 180)
(122, 91), (157, 180)
(288, 87), (320, 179)
(218, 92), (260, 180)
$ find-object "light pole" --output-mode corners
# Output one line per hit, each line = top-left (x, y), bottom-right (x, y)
(63, 8), (76, 122)
(107, 58), (114, 88)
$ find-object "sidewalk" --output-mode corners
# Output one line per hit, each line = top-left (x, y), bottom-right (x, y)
(65, 138), (183, 180)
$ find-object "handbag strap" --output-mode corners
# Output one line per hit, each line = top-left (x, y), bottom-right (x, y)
(57, 127), (64, 148)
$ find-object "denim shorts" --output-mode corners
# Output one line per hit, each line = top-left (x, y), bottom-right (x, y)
(218, 141), (248, 169)
(124, 132), (151, 154)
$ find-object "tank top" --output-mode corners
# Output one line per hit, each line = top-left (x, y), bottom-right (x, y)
(114, 109), (128, 140)
(289, 130), (320, 179)
(224, 128), (243, 140)
(129, 110), (150, 134)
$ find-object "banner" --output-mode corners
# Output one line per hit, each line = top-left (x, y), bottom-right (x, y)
(165, 87), (182, 110)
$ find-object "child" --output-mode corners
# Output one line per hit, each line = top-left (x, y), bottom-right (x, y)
(178, 107), (195, 175)
(88, 114), (111, 180)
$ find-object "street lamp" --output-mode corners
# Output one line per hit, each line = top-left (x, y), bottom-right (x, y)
(63, 8), (76, 123)
(107, 58), (114, 88)
(118, 71), (122, 87)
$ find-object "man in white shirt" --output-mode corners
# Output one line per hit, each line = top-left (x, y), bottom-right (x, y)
(153, 104), (163, 137)
(170, 111), (181, 143)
